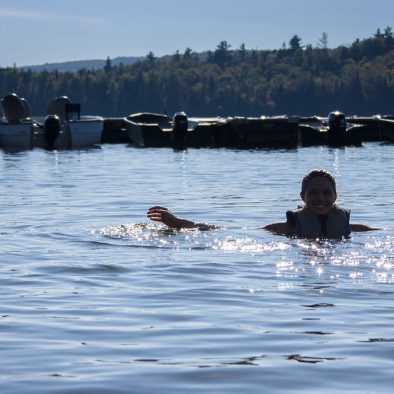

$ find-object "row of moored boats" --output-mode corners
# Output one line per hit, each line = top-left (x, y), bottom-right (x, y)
(1, 92), (394, 151)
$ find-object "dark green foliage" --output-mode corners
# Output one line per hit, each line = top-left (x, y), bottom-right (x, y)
(1, 28), (393, 117)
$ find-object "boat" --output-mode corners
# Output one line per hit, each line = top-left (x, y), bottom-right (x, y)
(125, 112), (218, 149)
(125, 112), (171, 147)
(299, 112), (363, 147)
(0, 93), (36, 149)
(214, 116), (299, 149)
(34, 96), (104, 149)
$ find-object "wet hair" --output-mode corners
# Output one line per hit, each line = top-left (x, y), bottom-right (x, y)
(301, 169), (337, 195)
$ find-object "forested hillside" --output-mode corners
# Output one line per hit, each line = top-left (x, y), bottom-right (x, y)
(1, 28), (393, 117)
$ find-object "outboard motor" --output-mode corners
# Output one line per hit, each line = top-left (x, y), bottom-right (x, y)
(172, 111), (188, 150)
(44, 114), (61, 150)
(327, 111), (347, 146)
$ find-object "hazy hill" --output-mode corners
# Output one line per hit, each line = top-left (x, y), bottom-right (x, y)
(20, 56), (143, 72)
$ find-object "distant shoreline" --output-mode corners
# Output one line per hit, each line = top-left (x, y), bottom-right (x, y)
(20, 56), (143, 72)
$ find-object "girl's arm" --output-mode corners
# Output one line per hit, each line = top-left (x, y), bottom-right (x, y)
(263, 221), (294, 236)
(147, 206), (219, 230)
(351, 223), (380, 232)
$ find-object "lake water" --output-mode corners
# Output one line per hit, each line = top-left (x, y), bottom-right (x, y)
(1, 142), (393, 393)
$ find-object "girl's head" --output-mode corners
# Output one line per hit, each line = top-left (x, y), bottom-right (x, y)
(300, 169), (337, 214)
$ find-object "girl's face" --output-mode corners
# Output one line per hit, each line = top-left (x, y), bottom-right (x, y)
(301, 176), (337, 215)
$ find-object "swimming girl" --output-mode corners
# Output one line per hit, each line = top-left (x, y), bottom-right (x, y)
(147, 169), (378, 239)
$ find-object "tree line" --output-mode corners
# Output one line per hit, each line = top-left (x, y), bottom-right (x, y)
(1, 27), (393, 117)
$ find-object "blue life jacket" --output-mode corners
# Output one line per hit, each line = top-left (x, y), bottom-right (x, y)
(286, 207), (351, 239)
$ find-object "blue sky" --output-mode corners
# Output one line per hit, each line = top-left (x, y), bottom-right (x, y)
(0, 0), (393, 67)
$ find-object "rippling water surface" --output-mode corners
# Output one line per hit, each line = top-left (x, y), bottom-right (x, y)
(1, 143), (393, 393)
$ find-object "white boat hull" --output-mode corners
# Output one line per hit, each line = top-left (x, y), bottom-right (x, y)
(0, 122), (34, 149)
(68, 117), (103, 147)
(33, 116), (103, 149)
